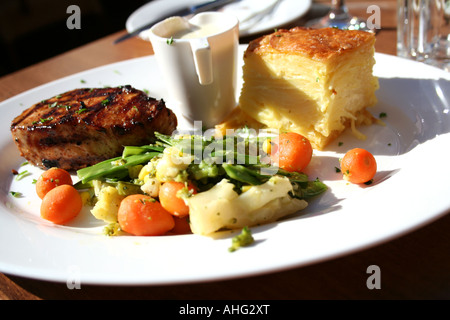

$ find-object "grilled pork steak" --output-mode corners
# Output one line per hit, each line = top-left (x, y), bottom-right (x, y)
(11, 85), (177, 171)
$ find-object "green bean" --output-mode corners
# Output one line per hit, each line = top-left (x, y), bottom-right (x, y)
(122, 145), (164, 158)
(222, 164), (268, 185)
(77, 152), (160, 184)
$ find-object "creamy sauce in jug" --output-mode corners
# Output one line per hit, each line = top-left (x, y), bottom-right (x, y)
(172, 23), (222, 39)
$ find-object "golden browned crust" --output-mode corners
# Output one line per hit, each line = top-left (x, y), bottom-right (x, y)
(246, 27), (375, 61)
(214, 106), (265, 136)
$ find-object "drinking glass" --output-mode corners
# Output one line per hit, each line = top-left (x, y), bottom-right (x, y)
(397, 0), (450, 72)
(306, 0), (370, 31)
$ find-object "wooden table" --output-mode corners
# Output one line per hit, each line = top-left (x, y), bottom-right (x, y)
(1, 0), (450, 300)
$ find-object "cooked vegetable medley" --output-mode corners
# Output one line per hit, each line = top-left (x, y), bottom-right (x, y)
(40, 130), (328, 237)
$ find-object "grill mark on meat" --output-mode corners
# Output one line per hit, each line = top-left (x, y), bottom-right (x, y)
(11, 85), (178, 171)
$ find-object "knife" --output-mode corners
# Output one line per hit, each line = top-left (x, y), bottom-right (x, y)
(114, 0), (239, 44)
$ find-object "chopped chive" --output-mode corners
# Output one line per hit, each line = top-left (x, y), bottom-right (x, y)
(15, 170), (30, 181)
(9, 191), (22, 198)
(32, 117), (54, 124)
(76, 108), (87, 114)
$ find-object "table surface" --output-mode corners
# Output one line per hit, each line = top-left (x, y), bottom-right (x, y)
(1, 0), (450, 300)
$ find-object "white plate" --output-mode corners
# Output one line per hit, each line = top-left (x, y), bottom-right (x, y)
(126, 0), (312, 37)
(1, 46), (450, 286)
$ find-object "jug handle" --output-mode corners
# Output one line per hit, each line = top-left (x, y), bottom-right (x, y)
(190, 38), (213, 85)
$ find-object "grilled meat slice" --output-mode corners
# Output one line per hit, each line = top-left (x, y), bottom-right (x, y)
(11, 85), (177, 171)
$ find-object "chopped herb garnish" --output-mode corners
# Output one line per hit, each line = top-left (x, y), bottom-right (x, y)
(139, 197), (155, 205)
(32, 179), (37, 184)
(379, 112), (387, 118)
(50, 102), (71, 109)
(166, 36), (174, 45)
(229, 226), (254, 252)
(76, 108), (87, 114)
(9, 191), (22, 198)
(15, 170), (30, 181)
(32, 117), (54, 124)
(335, 166), (341, 173)
(103, 223), (121, 236)
(101, 98), (110, 106)
(80, 79), (86, 83)
(338, 141), (344, 146)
